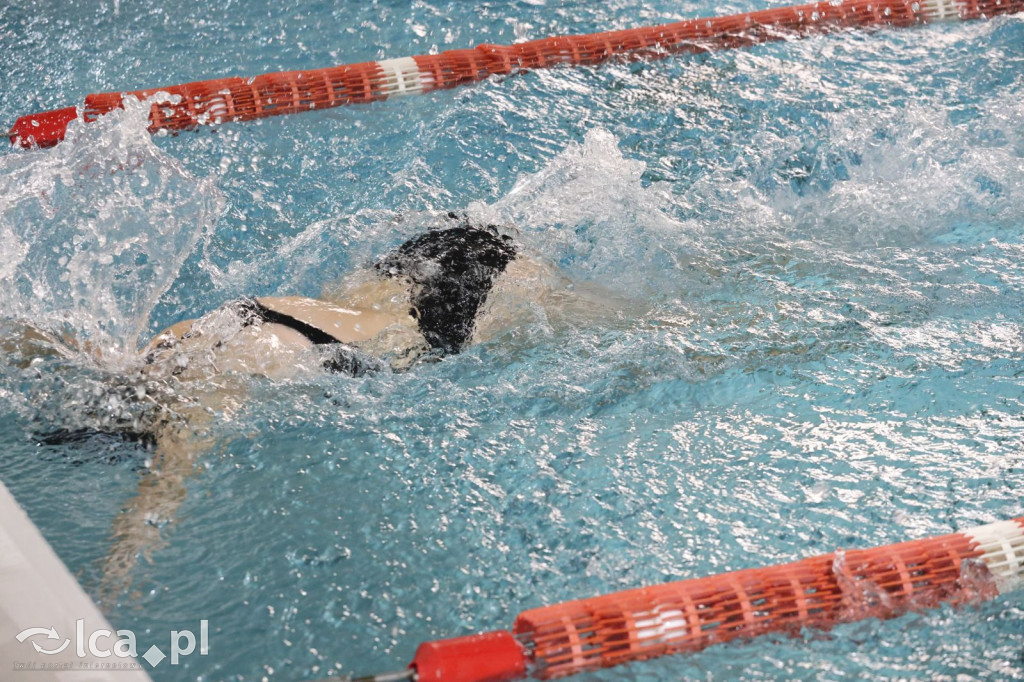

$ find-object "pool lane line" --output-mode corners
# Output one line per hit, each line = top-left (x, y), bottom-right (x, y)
(8, 0), (1023, 149)
(344, 516), (1024, 682)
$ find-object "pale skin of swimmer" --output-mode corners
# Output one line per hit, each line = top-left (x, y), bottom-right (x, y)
(97, 254), (627, 601)
(100, 276), (422, 599)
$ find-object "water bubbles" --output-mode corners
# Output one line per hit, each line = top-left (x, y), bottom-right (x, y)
(954, 558), (998, 605)
(769, 96), (1024, 246)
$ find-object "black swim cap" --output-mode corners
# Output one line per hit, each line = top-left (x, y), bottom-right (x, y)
(375, 226), (517, 354)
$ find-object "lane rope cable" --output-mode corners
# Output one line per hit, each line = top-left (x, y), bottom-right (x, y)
(346, 516), (1023, 682)
(8, 0), (1023, 148)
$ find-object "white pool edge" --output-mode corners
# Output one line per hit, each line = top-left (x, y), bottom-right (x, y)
(0, 479), (153, 681)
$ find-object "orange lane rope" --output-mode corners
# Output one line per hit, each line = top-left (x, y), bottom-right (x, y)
(376, 516), (1023, 682)
(9, 0), (1023, 148)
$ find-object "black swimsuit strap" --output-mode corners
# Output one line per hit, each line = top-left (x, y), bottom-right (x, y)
(235, 298), (339, 346)
(233, 298), (382, 376)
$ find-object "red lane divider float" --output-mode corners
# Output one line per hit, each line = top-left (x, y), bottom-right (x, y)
(9, 0), (1024, 148)
(373, 517), (1023, 682)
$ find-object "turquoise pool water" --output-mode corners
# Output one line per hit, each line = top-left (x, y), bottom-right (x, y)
(1, 1), (1023, 680)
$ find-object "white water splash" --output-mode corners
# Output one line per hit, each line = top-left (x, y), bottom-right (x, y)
(468, 128), (697, 290)
(775, 96), (1024, 244)
(0, 96), (224, 369)
(833, 549), (896, 622)
(199, 207), (405, 299)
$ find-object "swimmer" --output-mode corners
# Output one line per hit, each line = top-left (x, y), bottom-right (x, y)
(142, 222), (519, 383)
(71, 219), (621, 600)
(93, 223), (514, 596)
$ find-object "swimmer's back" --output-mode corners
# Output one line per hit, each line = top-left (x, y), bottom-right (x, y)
(144, 225), (519, 378)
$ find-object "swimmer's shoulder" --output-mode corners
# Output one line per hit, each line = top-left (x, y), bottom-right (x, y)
(254, 296), (413, 344)
(142, 291), (416, 350)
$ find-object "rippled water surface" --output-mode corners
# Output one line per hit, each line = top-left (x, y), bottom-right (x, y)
(1, 1), (1023, 680)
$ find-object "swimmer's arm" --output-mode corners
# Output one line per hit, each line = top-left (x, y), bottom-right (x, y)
(100, 424), (201, 602)
(99, 388), (236, 602)
(0, 318), (180, 366)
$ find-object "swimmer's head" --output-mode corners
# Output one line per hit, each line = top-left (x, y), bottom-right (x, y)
(374, 224), (517, 354)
